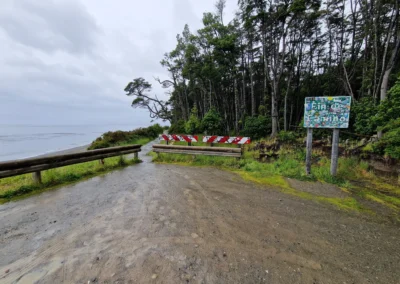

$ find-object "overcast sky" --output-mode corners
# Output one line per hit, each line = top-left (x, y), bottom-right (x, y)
(0, 0), (236, 127)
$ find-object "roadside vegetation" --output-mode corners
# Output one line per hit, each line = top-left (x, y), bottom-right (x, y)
(149, 80), (400, 219)
(88, 124), (164, 149)
(124, 1), (400, 146)
(0, 124), (164, 202)
(152, 134), (400, 221)
(125, 0), (399, 220)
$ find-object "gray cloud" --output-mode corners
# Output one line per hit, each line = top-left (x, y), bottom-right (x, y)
(0, 0), (99, 55)
(0, 0), (236, 126)
(173, 0), (199, 30)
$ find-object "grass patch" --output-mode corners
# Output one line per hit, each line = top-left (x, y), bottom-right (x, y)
(235, 171), (365, 211)
(0, 155), (140, 202)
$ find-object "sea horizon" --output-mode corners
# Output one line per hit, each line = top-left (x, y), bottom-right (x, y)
(0, 124), (147, 162)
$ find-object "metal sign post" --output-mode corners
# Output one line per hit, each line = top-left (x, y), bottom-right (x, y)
(305, 128), (313, 175)
(303, 96), (351, 176)
(330, 128), (340, 175)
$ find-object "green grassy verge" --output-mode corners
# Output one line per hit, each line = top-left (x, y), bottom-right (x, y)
(0, 155), (140, 202)
(151, 144), (400, 215)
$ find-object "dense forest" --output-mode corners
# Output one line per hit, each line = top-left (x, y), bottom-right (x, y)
(125, 0), (400, 156)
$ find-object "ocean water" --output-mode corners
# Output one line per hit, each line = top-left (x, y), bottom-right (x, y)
(0, 124), (141, 162)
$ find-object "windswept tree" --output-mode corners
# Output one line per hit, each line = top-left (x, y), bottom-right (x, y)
(124, 77), (172, 122)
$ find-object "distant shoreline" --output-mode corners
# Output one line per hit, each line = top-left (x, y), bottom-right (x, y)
(33, 144), (90, 159)
(2, 144), (91, 162)
(0, 144), (91, 163)
(0, 124), (142, 163)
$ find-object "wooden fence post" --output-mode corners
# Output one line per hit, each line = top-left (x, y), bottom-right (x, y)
(305, 128), (313, 175)
(32, 171), (42, 184)
(331, 128), (340, 176)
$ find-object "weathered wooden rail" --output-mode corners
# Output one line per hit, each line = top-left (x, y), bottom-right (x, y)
(152, 144), (242, 158)
(0, 145), (142, 182)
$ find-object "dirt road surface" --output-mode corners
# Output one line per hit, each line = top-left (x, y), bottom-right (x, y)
(0, 142), (399, 283)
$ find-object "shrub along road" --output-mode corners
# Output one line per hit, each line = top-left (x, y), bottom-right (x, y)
(0, 141), (398, 283)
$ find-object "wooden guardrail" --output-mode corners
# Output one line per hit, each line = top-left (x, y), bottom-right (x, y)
(0, 145), (142, 182)
(152, 144), (242, 158)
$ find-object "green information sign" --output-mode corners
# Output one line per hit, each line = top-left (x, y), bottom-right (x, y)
(304, 96), (351, 128)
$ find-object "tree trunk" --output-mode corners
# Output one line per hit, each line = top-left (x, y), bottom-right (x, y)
(378, 10), (400, 138)
(209, 79), (212, 110)
(202, 89), (207, 115)
(263, 28), (268, 107)
(242, 70), (246, 116)
(378, 68), (393, 139)
(289, 101), (294, 130)
(249, 54), (256, 116)
(284, 75), (292, 131)
(183, 80), (190, 118)
(241, 40), (247, 117)
(271, 23), (286, 137)
(179, 92), (187, 120)
(271, 83), (279, 137)
(234, 78), (239, 135)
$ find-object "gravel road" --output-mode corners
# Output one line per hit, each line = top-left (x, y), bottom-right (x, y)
(0, 141), (399, 283)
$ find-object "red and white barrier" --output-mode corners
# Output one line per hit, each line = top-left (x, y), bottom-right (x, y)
(203, 136), (251, 144)
(159, 134), (198, 142)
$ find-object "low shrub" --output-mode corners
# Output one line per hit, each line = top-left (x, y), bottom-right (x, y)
(88, 124), (163, 150)
(89, 139), (111, 150)
(278, 131), (297, 144)
(241, 115), (271, 139)
(169, 120), (186, 134)
(202, 108), (223, 135)
(185, 107), (202, 135)
(352, 97), (378, 136)
(373, 118), (400, 159)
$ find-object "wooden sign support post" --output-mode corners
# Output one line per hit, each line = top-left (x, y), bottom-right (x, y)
(305, 128), (313, 175)
(330, 128), (340, 176)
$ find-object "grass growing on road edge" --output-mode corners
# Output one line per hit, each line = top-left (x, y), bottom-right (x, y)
(235, 171), (365, 212)
(151, 147), (399, 215)
(0, 156), (140, 202)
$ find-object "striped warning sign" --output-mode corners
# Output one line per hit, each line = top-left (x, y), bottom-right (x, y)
(203, 136), (251, 144)
(159, 134), (199, 142)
